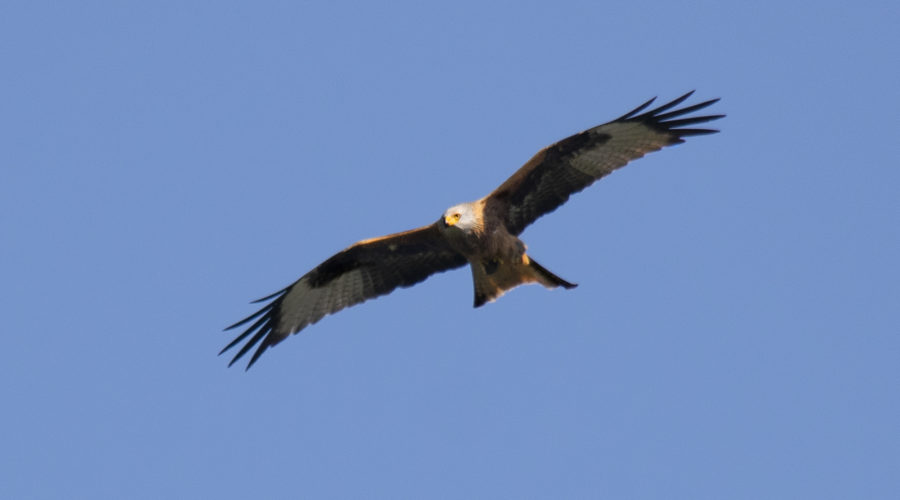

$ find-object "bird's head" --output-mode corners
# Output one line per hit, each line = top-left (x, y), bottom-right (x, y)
(441, 203), (478, 232)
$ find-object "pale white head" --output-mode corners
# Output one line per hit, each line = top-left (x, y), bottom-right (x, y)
(441, 202), (480, 232)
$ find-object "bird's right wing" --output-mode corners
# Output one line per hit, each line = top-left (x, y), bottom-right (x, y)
(486, 91), (723, 235)
(222, 222), (466, 369)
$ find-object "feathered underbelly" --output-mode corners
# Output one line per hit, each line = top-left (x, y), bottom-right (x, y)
(445, 225), (524, 262)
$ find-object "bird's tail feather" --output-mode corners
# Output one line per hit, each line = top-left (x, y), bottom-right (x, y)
(528, 257), (578, 290)
(471, 255), (576, 307)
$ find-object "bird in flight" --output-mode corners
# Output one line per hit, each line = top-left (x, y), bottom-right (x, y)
(223, 91), (723, 369)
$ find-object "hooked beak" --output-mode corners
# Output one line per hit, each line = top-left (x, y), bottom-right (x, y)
(444, 215), (457, 227)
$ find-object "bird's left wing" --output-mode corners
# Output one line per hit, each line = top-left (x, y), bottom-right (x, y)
(222, 223), (466, 369)
(485, 91), (724, 235)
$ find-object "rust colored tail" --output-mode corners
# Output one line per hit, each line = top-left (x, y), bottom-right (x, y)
(472, 255), (577, 307)
(528, 258), (578, 290)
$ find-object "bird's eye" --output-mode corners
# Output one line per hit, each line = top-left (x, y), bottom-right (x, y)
(453, 213), (461, 221)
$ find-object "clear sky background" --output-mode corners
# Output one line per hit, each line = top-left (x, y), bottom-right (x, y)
(2, 1), (898, 499)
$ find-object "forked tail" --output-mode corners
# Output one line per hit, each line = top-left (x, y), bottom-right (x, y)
(472, 254), (577, 307)
(528, 257), (578, 290)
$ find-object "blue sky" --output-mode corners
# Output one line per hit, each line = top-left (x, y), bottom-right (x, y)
(2, 1), (898, 498)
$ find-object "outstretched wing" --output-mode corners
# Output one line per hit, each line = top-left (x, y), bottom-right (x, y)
(222, 223), (466, 369)
(485, 91), (724, 235)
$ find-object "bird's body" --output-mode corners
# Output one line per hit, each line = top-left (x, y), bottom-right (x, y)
(440, 199), (575, 307)
(223, 92), (724, 369)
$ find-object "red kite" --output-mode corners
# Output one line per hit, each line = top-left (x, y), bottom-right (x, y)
(223, 92), (723, 369)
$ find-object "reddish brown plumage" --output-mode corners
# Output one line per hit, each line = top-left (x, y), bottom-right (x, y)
(223, 92), (723, 369)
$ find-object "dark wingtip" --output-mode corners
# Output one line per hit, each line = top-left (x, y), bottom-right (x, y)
(616, 96), (657, 121)
(644, 90), (695, 116)
(654, 99), (722, 122)
(244, 342), (271, 371)
(220, 311), (272, 356)
(224, 298), (278, 331)
(674, 128), (722, 137)
(620, 92), (724, 139)
(251, 288), (287, 304)
(222, 289), (290, 369)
